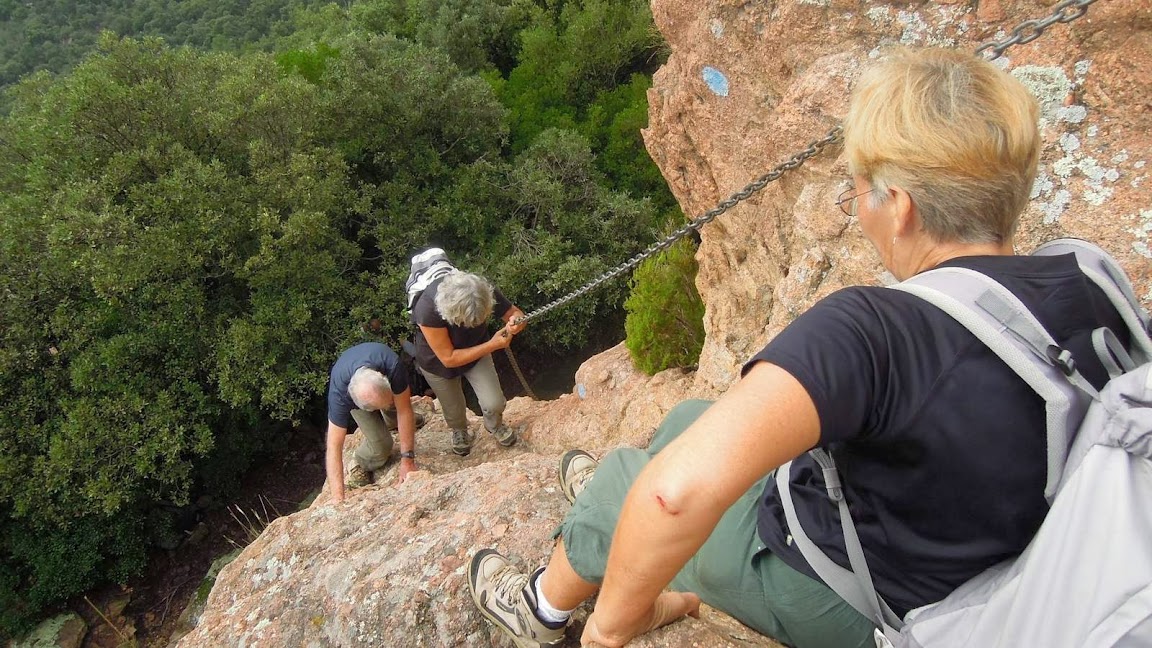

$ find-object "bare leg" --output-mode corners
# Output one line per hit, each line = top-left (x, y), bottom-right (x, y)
(539, 538), (599, 611)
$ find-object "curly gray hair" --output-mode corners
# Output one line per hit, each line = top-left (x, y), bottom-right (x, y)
(434, 272), (495, 328)
(348, 366), (392, 410)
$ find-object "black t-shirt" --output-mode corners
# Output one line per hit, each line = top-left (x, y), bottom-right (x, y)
(746, 253), (1128, 617)
(412, 276), (514, 379)
(327, 343), (409, 429)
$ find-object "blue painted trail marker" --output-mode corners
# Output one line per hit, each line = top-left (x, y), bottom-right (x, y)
(702, 66), (730, 97)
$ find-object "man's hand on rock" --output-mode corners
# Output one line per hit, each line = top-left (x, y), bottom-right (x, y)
(397, 458), (417, 484)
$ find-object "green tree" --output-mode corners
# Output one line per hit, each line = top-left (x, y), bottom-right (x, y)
(0, 35), (363, 635)
(624, 238), (706, 375)
(0, 0), (330, 100)
(346, 0), (540, 74)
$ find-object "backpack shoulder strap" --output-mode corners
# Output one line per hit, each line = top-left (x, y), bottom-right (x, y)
(893, 266), (1096, 500)
(1092, 327), (1136, 380)
(405, 248), (456, 310)
(777, 453), (904, 638)
(1034, 238), (1152, 363)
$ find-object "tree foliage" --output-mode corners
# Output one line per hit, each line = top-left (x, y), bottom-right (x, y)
(0, 0), (330, 103)
(624, 238), (706, 375)
(0, 33), (503, 635)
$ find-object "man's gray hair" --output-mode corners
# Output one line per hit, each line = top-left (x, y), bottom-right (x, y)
(349, 366), (391, 410)
(434, 271), (495, 328)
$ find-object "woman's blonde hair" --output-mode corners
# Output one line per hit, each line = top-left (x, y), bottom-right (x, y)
(843, 47), (1040, 244)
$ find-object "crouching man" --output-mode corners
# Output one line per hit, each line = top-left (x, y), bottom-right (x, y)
(325, 342), (424, 503)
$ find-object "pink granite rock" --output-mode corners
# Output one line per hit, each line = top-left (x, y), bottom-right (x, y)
(178, 452), (783, 647)
(645, 0), (1152, 391)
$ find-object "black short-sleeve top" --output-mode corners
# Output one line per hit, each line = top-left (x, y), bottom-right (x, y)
(746, 253), (1128, 617)
(411, 276), (513, 379)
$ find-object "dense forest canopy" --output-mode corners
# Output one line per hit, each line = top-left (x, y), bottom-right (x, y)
(0, 0), (329, 96)
(0, 0), (700, 636)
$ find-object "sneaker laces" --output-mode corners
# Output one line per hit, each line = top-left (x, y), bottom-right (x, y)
(571, 465), (596, 493)
(489, 563), (531, 602)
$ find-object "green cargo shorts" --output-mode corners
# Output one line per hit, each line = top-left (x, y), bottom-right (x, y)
(554, 399), (875, 648)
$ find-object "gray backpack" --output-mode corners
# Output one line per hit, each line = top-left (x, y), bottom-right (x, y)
(777, 238), (1152, 647)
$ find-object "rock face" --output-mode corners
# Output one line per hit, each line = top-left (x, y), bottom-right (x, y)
(167, 549), (241, 645)
(7, 612), (86, 648)
(177, 345), (750, 647)
(645, 0), (1152, 390)
(182, 1), (1151, 646)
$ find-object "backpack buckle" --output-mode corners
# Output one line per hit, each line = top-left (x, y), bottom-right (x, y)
(822, 466), (844, 502)
(1045, 344), (1076, 376)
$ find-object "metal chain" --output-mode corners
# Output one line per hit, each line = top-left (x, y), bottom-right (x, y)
(519, 129), (842, 324)
(975, 0), (1097, 59)
(517, 0), (1099, 328)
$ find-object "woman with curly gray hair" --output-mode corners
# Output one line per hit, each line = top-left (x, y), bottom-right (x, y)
(412, 270), (526, 456)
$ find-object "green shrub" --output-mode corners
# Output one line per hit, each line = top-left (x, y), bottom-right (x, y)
(624, 238), (705, 375)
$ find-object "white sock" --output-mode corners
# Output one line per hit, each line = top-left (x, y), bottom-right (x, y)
(533, 571), (574, 624)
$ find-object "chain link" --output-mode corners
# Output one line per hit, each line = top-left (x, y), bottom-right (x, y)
(518, 0), (1098, 326)
(519, 129), (841, 324)
(975, 0), (1097, 59)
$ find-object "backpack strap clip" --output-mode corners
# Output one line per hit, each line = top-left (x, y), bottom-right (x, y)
(1046, 345), (1077, 376)
(812, 448), (844, 501)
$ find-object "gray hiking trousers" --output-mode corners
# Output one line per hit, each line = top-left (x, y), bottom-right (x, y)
(350, 407), (397, 472)
(419, 354), (506, 433)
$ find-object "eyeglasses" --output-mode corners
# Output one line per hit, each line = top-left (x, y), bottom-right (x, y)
(835, 187), (875, 217)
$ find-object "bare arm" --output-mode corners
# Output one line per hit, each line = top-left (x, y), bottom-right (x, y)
(393, 388), (417, 483)
(582, 362), (821, 646)
(325, 421), (349, 504)
(419, 323), (512, 368)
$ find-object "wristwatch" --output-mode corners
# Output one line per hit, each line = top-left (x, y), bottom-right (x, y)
(399, 450), (416, 460)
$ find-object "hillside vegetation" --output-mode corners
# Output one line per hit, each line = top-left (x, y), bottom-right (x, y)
(0, 0), (326, 100)
(0, 0), (711, 636)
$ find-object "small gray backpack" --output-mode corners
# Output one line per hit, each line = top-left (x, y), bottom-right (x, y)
(404, 247), (456, 311)
(778, 238), (1152, 647)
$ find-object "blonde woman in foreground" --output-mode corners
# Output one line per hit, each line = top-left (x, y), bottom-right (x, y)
(467, 47), (1132, 648)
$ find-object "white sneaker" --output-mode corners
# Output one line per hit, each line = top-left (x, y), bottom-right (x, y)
(467, 549), (566, 647)
(559, 449), (598, 504)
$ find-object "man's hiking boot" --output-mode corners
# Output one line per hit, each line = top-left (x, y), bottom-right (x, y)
(452, 428), (475, 456)
(559, 450), (598, 504)
(346, 463), (373, 489)
(490, 424), (518, 447)
(387, 411), (427, 432)
(468, 549), (566, 648)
